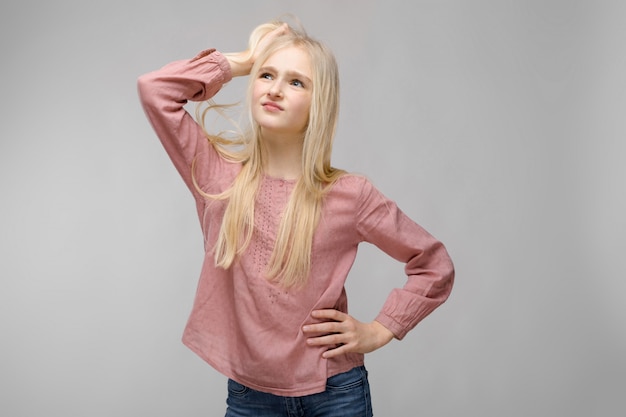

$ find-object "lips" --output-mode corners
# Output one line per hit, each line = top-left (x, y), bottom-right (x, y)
(262, 101), (283, 112)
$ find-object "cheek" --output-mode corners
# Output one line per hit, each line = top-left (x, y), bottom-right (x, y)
(297, 97), (312, 122)
(250, 83), (263, 118)
(251, 82), (263, 102)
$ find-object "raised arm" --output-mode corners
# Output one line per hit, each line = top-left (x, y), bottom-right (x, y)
(137, 49), (233, 196)
(137, 24), (290, 197)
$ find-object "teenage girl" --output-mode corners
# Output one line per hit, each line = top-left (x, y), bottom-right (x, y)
(138, 19), (454, 417)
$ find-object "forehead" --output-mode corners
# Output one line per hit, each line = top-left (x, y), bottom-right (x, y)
(262, 46), (312, 79)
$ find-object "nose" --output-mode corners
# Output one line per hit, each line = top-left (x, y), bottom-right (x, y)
(268, 80), (283, 98)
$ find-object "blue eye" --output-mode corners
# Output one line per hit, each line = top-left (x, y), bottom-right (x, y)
(260, 73), (273, 80)
(291, 79), (304, 88)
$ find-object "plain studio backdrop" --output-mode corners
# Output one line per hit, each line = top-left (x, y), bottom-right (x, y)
(1, 1), (624, 416)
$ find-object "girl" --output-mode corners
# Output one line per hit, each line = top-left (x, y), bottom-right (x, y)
(138, 19), (454, 417)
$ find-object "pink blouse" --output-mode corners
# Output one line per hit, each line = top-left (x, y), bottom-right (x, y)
(137, 49), (454, 397)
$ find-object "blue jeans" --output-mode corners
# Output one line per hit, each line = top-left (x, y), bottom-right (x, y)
(225, 366), (373, 417)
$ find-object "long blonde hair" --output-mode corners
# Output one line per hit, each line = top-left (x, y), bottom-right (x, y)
(193, 20), (344, 288)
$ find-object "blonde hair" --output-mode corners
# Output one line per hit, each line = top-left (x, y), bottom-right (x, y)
(193, 20), (344, 288)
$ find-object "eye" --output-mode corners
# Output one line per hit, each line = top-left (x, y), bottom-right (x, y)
(291, 79), (305, 88)
(259, 72), (273, 80)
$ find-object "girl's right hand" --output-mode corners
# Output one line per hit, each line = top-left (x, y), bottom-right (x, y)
(225, 23), (289, 77)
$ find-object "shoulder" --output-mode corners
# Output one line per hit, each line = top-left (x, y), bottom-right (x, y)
(329, 173), (382, 203)
(324, 173), (389, 219)
(330, 172), (373, 194)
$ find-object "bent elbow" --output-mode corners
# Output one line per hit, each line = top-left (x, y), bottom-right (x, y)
(136, 72), (158, 108)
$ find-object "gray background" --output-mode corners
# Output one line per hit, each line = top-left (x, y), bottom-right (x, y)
(1, 0), (624, 416)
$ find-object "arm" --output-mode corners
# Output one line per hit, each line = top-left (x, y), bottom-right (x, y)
(136, 24), (289, 197)
(303, 179), (454, 357)
(358, 180), (455, 340)
(137, 49), (233, 196)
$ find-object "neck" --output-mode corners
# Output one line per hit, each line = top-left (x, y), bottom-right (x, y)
(261, 131), (304, 180)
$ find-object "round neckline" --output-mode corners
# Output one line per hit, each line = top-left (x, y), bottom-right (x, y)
(262, 173), (298, 183)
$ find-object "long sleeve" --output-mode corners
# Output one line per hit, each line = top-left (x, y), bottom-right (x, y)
(137, 49), (234, 201)
(356, 180), (454, 340)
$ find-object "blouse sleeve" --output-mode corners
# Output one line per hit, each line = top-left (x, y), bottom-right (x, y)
(355, 179), (455, 340)
(137, 49), (234, 201)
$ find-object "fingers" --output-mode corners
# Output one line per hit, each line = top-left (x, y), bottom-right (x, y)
(302, 309), (355, 359)
(302, 321), (343, 335)
(275, 22), (289, 35)
(304, 326), (351, 360)
(302, 310), (394, 359)
(306, 333), (343, 347)
(311, 309), (347, 321)
(321, 344), (349, 359)
(301, 310), (349, 335)
(255, 23), (290, 55)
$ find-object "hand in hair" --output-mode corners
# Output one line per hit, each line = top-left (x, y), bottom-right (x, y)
(302, 310), (395, 359)
(225, 23), (289, 77)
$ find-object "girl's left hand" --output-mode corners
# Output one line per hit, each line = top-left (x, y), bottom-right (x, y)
(302, 309), (394, 359)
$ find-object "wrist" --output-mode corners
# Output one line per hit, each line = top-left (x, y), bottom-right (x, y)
(372, 320), (394, 347)
(224, 51), (253, 77)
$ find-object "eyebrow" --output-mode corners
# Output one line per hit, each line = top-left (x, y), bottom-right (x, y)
(258, 66), (312, 84)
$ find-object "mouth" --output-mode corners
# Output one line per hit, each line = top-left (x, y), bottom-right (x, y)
(262, 101), (284, 112)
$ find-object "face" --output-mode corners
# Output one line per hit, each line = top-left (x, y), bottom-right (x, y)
(251, 46), (313, 139)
